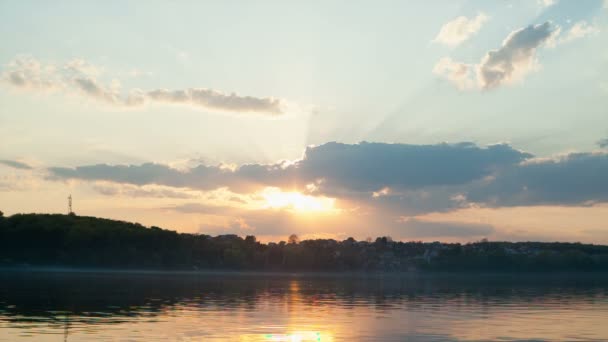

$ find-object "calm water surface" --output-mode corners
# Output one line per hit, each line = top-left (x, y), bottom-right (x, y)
(0, 271), (607, 341)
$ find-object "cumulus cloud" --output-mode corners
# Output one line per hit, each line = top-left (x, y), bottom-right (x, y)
(433, 13), (489, 46)
(560, 21), (599, 43)
(434, 22), (560, 90)
(49, 142), (530, 195)
(468, 152), (608, 206)
(0, 160), (33, 170)
(47, 141), (608, 215)
(432, 57), (475, 90)
(295, 142), (530, 193)
(48, 141), (535, 216)
(477, 22), (557, 89)
(3, 57), (59, 90)
(539, 0), (557, 8)
(1, 56), (283, 115)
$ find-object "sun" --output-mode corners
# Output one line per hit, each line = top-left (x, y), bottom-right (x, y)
(261, 188), (336, 213)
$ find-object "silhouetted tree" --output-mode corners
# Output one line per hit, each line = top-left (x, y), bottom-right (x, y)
(288, 234), (300, 245)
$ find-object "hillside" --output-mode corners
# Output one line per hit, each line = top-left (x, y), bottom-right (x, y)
(1, 213), (608, 272)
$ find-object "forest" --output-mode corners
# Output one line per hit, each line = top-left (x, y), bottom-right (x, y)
(2, 212), (608, 272)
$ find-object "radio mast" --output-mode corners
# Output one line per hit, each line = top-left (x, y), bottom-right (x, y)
(68, 194), (73, 215)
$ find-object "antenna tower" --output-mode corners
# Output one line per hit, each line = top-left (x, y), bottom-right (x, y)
(68, 194), (73, 215)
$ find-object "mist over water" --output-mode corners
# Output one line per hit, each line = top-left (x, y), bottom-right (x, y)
(1, 271), (607, 341)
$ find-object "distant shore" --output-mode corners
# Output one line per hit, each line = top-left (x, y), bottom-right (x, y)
(3, 213), (608, 273)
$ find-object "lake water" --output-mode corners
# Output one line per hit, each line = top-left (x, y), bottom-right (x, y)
(0, 271), (607, 341)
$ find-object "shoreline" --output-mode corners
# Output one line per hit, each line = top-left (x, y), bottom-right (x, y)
(3, 266), (608, 279)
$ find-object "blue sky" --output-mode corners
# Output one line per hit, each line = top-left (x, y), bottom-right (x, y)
(1, 1), (607, 242)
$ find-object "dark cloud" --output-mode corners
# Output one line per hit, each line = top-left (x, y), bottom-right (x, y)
(49, 163), (230, 190)
(168, 203), (236, 216)
(147, 88), (282, 114)
(0, 160), (33, 170)
(399, 219), (494, 238)
(468, 152), (608, 206)
(92, 183), (197, 199)
(48, 141), (530, 194)
(48, 142), (608, 212)
(296, 142), (530, 194)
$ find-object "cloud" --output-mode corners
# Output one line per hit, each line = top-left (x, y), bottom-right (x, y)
(399, 218), (494, 238)
(598, 138), (608, 149)
(434, 22), (560, 90)
(432, 57), (475, 90)
(173, 201), (493, 241)
(468, 152), (608, 206)
(3, 57), (59, 90)
(1, 56), (283, 115)
(560, 21), (599, 43)
(295, 142), (530, 193)
(48, 141), (533, 216)
(478, 22), (557, 89)
(0, 160), (33, 170)
(433, 13), (489, 46)
(47, 142), (608, 215)
(539, 0), (557, 8)
(49, 142), (530, 194)
(92, 182), (199, 199)
(49, 162), (232, 190)
(147, 88), (282, 114)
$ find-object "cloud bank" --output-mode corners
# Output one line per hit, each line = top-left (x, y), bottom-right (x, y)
(47, 141), (608, 215)
(0, 160), (33, 170)
(1, 56), (283, 115)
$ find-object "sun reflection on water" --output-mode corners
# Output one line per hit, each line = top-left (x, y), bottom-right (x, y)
(263, 331), (327, 341)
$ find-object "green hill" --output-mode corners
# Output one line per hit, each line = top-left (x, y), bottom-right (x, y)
(2, 213), (608, 272)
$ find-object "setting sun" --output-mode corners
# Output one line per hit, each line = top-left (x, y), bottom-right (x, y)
(261, 188), (336, 213)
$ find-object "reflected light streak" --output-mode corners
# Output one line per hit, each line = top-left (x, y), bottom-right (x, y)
(264, 331), (327, 341)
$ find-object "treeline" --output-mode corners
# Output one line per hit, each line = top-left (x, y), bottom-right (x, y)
(1, 213), (608, 272)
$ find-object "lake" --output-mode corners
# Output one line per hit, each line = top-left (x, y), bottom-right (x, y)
(1, 271), (607, 341)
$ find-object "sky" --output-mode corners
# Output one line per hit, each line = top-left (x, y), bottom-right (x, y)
(1, 0), (607, 243)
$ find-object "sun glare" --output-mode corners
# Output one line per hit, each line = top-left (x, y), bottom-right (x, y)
(261, 188), (336, 213)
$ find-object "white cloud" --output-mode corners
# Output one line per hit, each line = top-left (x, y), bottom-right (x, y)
(147, 88), (282, 114)
(434, 22), (560, 90)
(560, 21), (599, 43)
(539, 0), (557, 8)
(1, 56), (284, 115)
(3, 57), (59, 90)
(432, 57), (475, 90)
(477, 22), (557, 89)
(433, 13), (489, 46)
